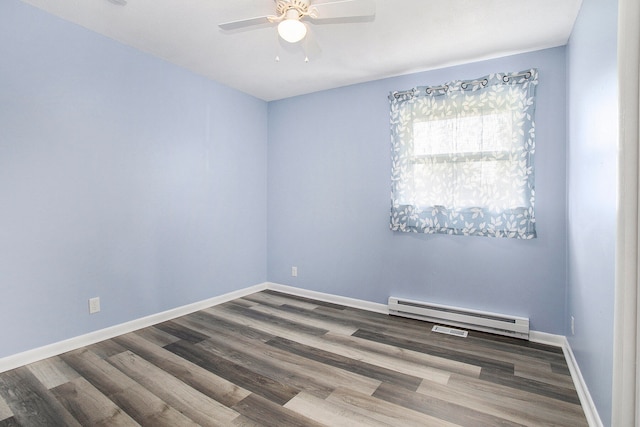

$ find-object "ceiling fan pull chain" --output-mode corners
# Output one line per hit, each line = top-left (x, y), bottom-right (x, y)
(274, 29), (282, 62)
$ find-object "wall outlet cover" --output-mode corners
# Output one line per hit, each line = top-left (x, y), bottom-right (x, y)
(89, 297), (101, 314)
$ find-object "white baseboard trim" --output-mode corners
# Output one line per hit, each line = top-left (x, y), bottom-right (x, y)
(0, 283), (268, 374)
(265, 282), (389, 314)
(561, 337), (604, 427)
(529, 330), (566, 347)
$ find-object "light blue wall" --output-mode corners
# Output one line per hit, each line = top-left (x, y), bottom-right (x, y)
(268, 47), (568, 334)
(566, 0), (618, 424)
(0, 0), (268, 358)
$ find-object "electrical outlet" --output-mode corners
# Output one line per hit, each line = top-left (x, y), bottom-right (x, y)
(571, 316), (575, 335)
(291, 266), (298, 277)
(89, 297), (101, 314)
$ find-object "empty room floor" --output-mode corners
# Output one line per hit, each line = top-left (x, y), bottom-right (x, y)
(0, 290), (588, 426)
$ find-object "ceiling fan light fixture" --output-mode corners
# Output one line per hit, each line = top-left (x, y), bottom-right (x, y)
(277, 18), (307, 43)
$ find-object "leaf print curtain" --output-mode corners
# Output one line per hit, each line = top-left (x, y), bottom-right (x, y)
(389, 69), (538, 238)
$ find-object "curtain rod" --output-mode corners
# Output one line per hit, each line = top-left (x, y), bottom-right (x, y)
(391, 70), (533, 100)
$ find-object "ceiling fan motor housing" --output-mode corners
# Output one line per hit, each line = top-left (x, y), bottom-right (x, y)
(276, 0), (311, 17)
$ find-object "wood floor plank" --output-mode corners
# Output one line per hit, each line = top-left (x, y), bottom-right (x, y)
(27, 357), (80, 390)
(265, 301), (374, 332)
(194, 331), (381, 397)
(262, 290), (348, 310)
(420, 375), (588, 426)
(229, 297), (259, 308)
(247, 301), (483, 378)
(242, 291), (320, 311)
(374, 381), (526, 427)
(0, 395), (13, 421)
(230, 414), (267, 427)
(342, 302), (565, 362)
(185, 310), (276, 342)
(153, 320), (209, 344)
(0, 417), (20, 427)
(353, 328), (515, 373)
(417, 377), (586, 426)
(324, 387), (460, 427)
(346, 312), (562, 369)
(479, 366), (581, 405)
(446, 372), (586, 417)
(463, 331), (566, 364)
(319, 302), (565, 364)
(266, 336), (424, 391)
(107, 350), (240, 426)
(113, 332), (251, 407)
(50, 377), (139, 426)
(220, 301), (331, 336)
(284, 391), (390, 427)
(164, 339), (300, 406)
(185, 306), (422, 390)
(231, 393), (325, 427)
(86, 339), (128, 359)
(551, 360), (572, 375)
(174, 314), (382, 396)
(514, 363), (575, 388)
(314, 301), (451, 337)
(210, 304), (453, 384)
(324, 330), (481, 377)
(311, 304), (554, 374)
(0, 367), (81, 427)
(202, 304), (321, 340)
(248, 303), (359, 335)
(473, 330), (566, 357)
(60, 349), (199, 426)
(354, 320), (563, 382)
(133, 325), (181, 347)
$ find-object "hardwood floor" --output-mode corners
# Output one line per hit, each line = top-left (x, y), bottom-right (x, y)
(0, 290), (588, 426)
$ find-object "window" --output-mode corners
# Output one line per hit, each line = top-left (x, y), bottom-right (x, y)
(389, 70), (538, 238)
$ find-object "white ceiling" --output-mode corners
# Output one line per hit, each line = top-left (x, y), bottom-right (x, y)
(21, 0), (582, 101)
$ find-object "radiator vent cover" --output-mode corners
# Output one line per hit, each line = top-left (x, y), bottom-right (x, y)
(388, 297), (529, 340)
(432, 325), (468, 337)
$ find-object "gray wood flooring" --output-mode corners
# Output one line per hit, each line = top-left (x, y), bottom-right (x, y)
(0, 290), (588, 426)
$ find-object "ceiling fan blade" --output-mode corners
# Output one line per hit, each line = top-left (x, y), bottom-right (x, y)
(310, 0), (376, 20)
(218, 15), (276, 31)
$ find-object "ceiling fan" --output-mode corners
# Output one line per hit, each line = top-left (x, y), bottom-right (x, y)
(218, 0), (376, 44)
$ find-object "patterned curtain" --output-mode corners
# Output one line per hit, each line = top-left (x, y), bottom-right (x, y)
(389, 69), (538, 239)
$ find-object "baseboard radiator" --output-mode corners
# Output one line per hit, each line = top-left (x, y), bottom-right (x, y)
(388, 297), (530, 340)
